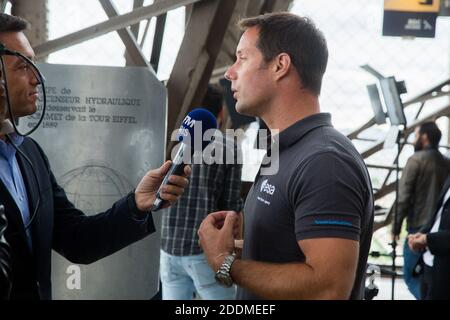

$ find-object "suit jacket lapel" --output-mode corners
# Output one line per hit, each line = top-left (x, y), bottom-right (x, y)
(15, 149), (38, 217)
(438, 177), (450, 207)
(16, 146), (41, 254)
(423, 175), (450, 232)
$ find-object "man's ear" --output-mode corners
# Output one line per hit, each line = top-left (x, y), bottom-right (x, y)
(422, 133), (430, 145)
(273, 53), (291, 81)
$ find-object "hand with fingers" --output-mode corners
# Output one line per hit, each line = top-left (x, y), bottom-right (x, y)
(134, 161), (191, 213)
(198, 210), (241, 272)
(407, 232), (427, 252)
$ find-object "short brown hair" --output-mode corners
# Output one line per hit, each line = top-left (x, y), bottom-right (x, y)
(0, 13), (29, 33)
(239, 12), (328, 96)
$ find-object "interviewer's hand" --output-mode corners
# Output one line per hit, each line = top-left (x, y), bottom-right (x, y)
(135, 161), (191, 212)
(408, 233), (427, 252)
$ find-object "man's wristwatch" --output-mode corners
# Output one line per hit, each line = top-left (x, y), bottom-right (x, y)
(215, 253), (237, 287)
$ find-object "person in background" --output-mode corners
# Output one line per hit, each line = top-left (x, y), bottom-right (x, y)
(408, 175), (450, 299)
(393, 122), (450, 299)
(160, 85), (243, 300)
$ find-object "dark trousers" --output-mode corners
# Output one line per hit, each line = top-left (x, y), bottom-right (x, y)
(421, 265), (433, 300)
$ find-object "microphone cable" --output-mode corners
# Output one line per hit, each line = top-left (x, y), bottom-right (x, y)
(0, 43), (47, 137)
(0, 42), (45, 234)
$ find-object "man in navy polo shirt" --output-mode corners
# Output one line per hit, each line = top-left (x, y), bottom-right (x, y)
(198, 12), (374, 300)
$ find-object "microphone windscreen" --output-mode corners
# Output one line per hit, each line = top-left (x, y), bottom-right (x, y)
(177, 108), (217, 149)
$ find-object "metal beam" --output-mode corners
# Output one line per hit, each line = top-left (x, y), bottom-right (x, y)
(185, 3), (193, 27)
(98, 0), (152, 69)
(1, 0), (8, 13)
(245, 0), (266, 16)
(150, 14), (166, 72)
(360, 104), (450, 159)
(125, 0), (145, 66)
(347, 79), (450, 140)
(367, 164), (403, 171)
(166, 0), (237, 151)
(130, 0), (144, 38)
(211, 0), (250, 75)
(211, 0), (292, 83)
(150, 0), (167, 72)
(374, 81), (446, 190)
(34, 0), (202, 59)
(260, 0), (293, 13)
(374, 181), (396, 201)
(12, 0), (48, 51)
(404, 79), (450, 106)
(347, 118), (376, 140)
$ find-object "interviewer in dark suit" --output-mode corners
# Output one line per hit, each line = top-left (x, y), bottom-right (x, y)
(1, 52), (12, 300)
(1, 205), (11, 299)
(408, 175), (450, 300)
(0, 13), (190, 300)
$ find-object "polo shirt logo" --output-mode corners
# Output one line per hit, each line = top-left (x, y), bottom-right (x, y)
(260, 179), (275, 195)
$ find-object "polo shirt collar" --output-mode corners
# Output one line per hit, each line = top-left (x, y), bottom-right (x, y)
(277, 113), (332, 151)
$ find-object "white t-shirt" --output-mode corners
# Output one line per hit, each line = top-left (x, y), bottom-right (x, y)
(423, 186), (450, 267)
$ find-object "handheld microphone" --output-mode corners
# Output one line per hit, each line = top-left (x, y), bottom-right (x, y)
(151, 108), (217, 211)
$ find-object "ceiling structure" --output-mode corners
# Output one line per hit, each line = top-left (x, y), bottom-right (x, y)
(3, 0), (449, 209)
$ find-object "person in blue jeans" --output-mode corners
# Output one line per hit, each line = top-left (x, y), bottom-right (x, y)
(393, 122), (450, 299)
(159, 85), (243, 300)
(160, 251), (237, 299)
(402, 227), (421, 299)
